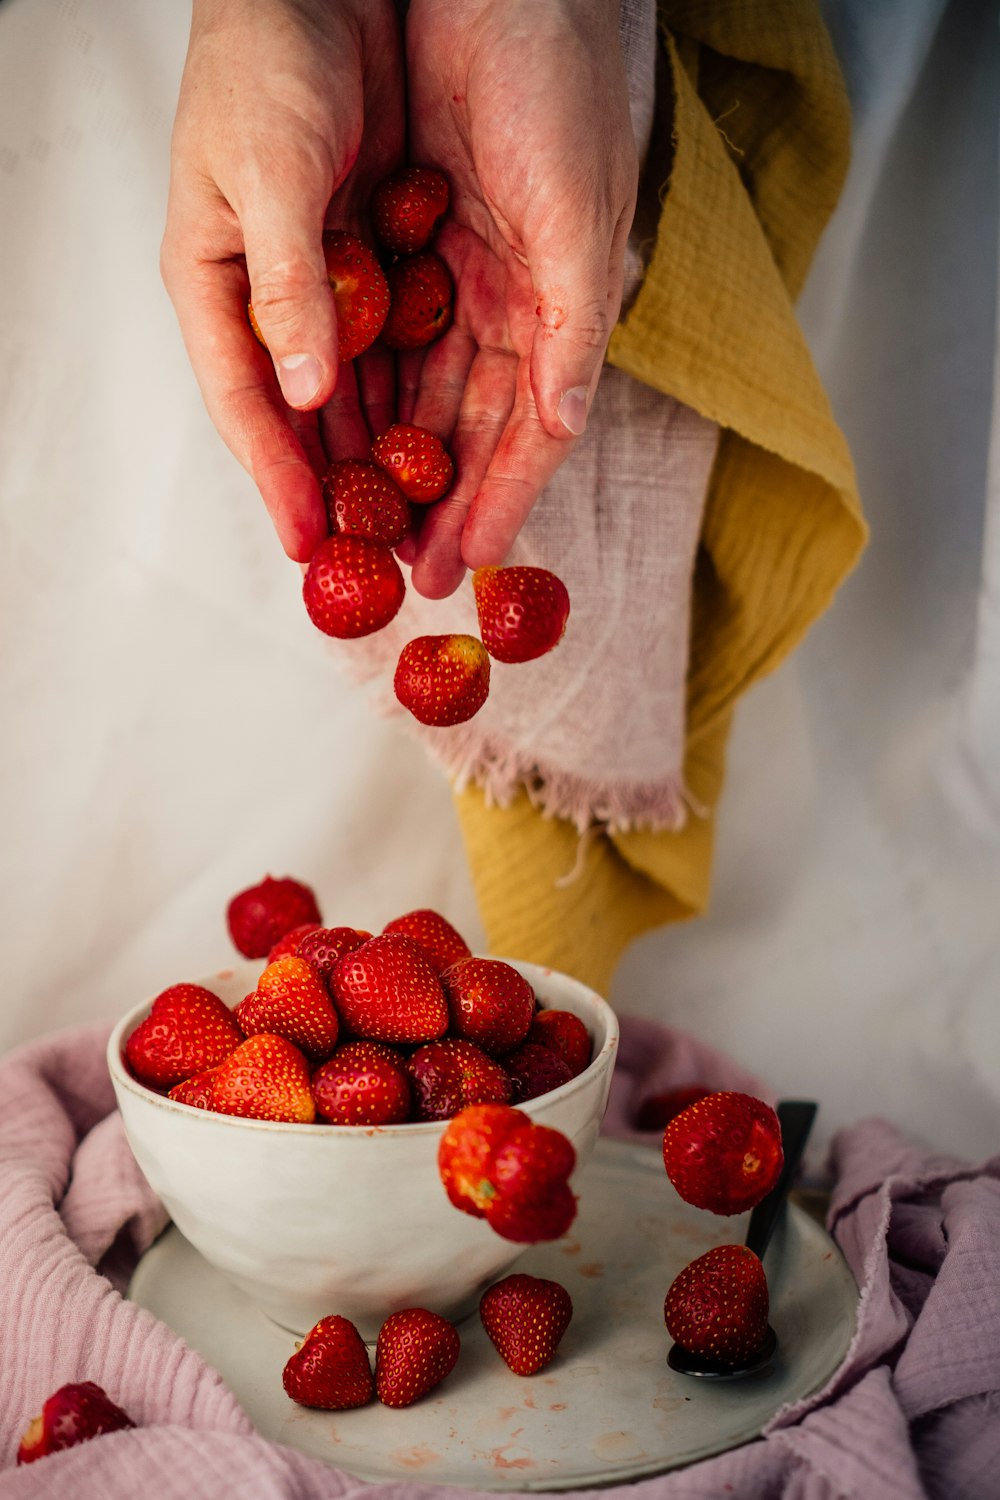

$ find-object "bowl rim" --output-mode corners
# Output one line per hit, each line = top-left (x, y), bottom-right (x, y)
(107, 956), (619, 1138)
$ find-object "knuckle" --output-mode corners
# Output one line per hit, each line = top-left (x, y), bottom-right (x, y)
(249, 257), (326, 327)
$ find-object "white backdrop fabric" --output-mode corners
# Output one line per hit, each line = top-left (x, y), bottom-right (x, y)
(1, 0), (997, 1175)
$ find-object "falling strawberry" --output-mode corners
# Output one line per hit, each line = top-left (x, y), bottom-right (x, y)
(473, 565), (570, 664)
(438, 1103), (577, 1243)
(381, 908), (471, 975)
(167, 1070), (217, 1110)
(247, 230), (389, 364)
(322, 459), (410, 549)
(370, 424), (454, 503)
(664, 1244), (769, 1365)
(282, 1315), (374, 1410)
(303, 534), (405, 638)
(267, 922), (321, 964)
(227, 875), (322, 960)
(330, 933), (449, 1044)
(441, 957), (534, 1056)
(381, 252), (454, 350)
(406, 1038), (512, 1121)
(375, 1308), (460, 1407)
(210, 1033), (316, 1123)
(662, 1092), (783, 1215)
(503, 1042), (574, 1103)
(480, 1274), (573, 1376)
(124, 984), (243, 1091)
(634, 1085), (712, 1134)
(312, 1040), (412, 1126)
(236, 956), (339, 1061)
(394, 634), (490, 726)
(296, 925), (370, 988)
(372, 166), (450, 255)
(525, 1010), (592, 1078)
(17, 1382), (134, 1465)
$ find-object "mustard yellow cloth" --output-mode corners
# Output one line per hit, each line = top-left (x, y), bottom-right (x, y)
(455, 0), (867, 996)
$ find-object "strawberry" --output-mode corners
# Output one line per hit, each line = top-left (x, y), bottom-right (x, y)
(438, 1103), (577, 1244)
(664, 1245), (769, 1365)
(503, 1042), (574, 1104)
(168, 1070), (217, 1110)
(370, 424), (454, 503)
(247, 231), (388, 364)
(634, 1085), (711, 1133)
(662, 1092), (783, 1215)
(227, 875), (322, 960)
(394, 634), (490, 726)
(330, 933), (449, 1043)
(282, 1315), (374, 1409)
(210, 1033), (316, 1123)
(295, 926), (370, 988)
(381, 908), (471, 975)
(525, 1010), (592, 1078)
(406, 1038), (512, 1121)
(17, 1382), (134, 1465)
(267, 922), (321, 964)
(372, 166), (450, 255)
(236, 956), (339, 1061)
(303, 534), (405, 638)
(322, 459), (410, 548)
(381, 252), (454, 350)
(124, 984), (243, 1090)
(313, 1040), (411, 1126)
(441, 957), (534, 1056)
(473, 565), (570, 664)
(375, 1308), (460, 1408)
(480, 1274), (573, 1376)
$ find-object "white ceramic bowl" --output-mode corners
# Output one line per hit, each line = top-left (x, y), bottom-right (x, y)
(108, 958), (619, 1337)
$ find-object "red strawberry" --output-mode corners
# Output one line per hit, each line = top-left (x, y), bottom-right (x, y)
(210, 1033), (315, 1123)
(330, 934), (449, 1044)
(322, 459), (410, 548)
(473, 565), (570, 664)
(247, 231), (389, 364)
(312, 1040), (411, 1126)
(282, 1315), (374, 1410)
(394, 634), (490, 726)
(124, 984), (243, 1090)
(236, 956), (339, 1061)
(664, 1245), (769, 1365)
(504, 1042), (574, 1103)
(662, 1092), (783, 1215)
(438, 1103), (577, 1244)
(381, 252), (454, 350)
(227, 875), (322, 960)
(303, 534), (405, 639)
(370, 424), (454, 503)
(167, 1070), (217, 1110)
(375, 1308), (460, 1408)
(267, 922), (321, 964)
(441, 957), (534, 1056)
(634, 1085), (711, 1133)
(372, 166), (450, 255)
(17, 1382), (134, 1465)
(480, 1274), (573, 1376)
(381, 908), (471, 975)
(406, 1038), (512, 1121)
(296, 926), (370, 987)
(525, 1010), (591, 1078)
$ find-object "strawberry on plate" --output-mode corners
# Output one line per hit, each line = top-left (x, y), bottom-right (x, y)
(375, 1308), (460, 1407)
(662, 1091), (783, 1215)
(282, 1315), (374, 1410)
(312, 1040), (411, 1126)
(394, 634), (490, 726)
(17, 1382), (134, 1465)
(381, 252), (454, 350)
(372, 166), (450, 255)
(322, 459), (410, 549)
(664, 1244), (769, 1365)
(370, 423), (453, 503)
(525, 1009), (592, 1078)
(473, 565), (570, 664)
(125, 983), (243, 1091)
(209, 1033), (316, 1124)
(503, 1042), (574, 1103)
(381, 908), (471, 975)
(303, 534), (405, 639)
(330, 934), (449, 1044)
(247, 230), (389, 363)
(438, 1103), (577, 1243)
(236, 956), (339, 1062)
(441, 957), (534, 1056)
(480, 1274), (573, 1375)
(406, 1038), (512, 1121)
(227, 875), (322, 960)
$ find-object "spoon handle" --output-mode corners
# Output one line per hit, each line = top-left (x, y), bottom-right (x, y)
(745, 1099), (818, 1261)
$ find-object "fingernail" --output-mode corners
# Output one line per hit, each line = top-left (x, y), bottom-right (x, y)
(277, 352), (322, 408)
(557, 386), (589, 436)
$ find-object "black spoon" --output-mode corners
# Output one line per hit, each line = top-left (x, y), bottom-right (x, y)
(667, 1098), (818, 1380)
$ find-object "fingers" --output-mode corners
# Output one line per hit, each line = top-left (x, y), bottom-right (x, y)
(526, 230), (615, 444)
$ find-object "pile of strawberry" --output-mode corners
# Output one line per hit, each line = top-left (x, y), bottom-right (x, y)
(251, 167), (571, 728)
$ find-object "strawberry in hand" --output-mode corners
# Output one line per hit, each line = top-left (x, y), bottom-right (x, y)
(373, 166), (450, 255)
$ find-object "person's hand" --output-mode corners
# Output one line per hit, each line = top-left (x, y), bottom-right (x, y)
(400, 0), (638, 597)
(161, 0), (404, 563)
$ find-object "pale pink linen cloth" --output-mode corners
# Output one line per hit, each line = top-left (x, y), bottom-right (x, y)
(1, 1022), (999, 1499)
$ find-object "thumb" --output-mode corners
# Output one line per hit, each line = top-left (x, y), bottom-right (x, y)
(241, 183), (339, 411)
(527, 240), (612, 441)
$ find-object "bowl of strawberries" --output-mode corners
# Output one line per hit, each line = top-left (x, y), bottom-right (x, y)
(107, 881), (618, 1339)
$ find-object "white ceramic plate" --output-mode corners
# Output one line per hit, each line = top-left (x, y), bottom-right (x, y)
(128, 1137), (856, 1490)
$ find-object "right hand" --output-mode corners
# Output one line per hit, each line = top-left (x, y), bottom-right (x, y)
(160, 0), (404, 563)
